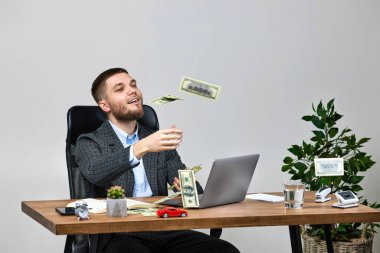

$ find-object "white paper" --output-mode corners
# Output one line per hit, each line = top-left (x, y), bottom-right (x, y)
(126, 199), (157, 209)
(246, 193), (284, 202)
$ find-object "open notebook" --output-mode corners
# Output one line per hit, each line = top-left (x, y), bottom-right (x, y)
(66, 198), (157, 214)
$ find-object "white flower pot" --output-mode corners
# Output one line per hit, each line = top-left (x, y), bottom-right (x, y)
(106, 198), (127, 217)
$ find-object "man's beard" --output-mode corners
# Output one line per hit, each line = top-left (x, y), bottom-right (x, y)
(113, 105), (144, 121)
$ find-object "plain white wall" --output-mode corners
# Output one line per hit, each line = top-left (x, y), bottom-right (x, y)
(1, 0), (379, 252)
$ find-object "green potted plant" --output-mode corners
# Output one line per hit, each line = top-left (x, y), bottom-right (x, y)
(281, 99), (379, 252)
(107, 185), (127, 217)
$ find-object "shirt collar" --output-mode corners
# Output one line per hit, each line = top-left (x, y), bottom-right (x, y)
(108, 120), (139, 147)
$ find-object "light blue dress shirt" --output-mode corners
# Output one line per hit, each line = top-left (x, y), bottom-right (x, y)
(108, 121), (153, 197)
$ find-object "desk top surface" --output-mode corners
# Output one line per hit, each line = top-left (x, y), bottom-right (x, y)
(22, 192), (380, 235)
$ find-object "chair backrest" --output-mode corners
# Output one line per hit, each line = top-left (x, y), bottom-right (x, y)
(65, 104), (159, 199)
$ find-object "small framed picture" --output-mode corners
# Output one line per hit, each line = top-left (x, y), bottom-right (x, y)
(314, 158), (344, 176)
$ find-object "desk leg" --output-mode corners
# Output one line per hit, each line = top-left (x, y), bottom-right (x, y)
(289, 225), (303, 253)
(64, 235), (73, 253)
(323, 224), (334, 253)
(210, 228), (223, 238)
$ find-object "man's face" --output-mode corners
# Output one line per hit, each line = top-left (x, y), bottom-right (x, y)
(99, 72), (144, 121)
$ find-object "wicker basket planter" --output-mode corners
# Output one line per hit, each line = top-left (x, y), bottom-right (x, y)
(303, 234), (373, 253)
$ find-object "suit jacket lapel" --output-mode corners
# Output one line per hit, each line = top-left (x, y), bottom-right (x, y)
(100, 121), (135, 196)
(100, 121), (125, 151)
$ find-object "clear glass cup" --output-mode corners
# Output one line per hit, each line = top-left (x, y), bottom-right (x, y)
(283, 180), (305, 209)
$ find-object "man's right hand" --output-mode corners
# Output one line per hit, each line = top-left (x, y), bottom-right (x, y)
(133, 126), (183, 159)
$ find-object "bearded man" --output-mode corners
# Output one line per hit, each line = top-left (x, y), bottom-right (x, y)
(75, 67), (240, 253)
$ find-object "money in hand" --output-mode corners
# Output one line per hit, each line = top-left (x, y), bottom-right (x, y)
(179, 76), (221, 100)
(168, 165), (202, 191)
(179, 170), (199, 208)
(150, 94), (183, 105)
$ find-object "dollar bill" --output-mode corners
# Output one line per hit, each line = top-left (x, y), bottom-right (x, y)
(179, 170), (199, 208)
(128, 208), (158, 216)
(127, 209), (147, 215)
(179, 76), (221, 100)
(191, 164), (202, 174)
(153, 192), (182, 204)
(314, 158), (344, 176)
(168, 165), (202, 191)
(141, 209), (159, 216)
(150, 94), (183, 105)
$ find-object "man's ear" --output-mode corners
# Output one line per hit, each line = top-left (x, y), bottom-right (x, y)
(98, 100), (110, 113)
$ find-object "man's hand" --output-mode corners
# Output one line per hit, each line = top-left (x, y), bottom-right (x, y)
(173, 176), (181, 191)
(133, 125), (183, 159)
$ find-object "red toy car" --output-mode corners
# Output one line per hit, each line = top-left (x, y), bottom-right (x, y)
(156, 207), (188, 218)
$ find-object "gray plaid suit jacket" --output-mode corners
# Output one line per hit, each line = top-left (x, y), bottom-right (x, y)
(74, 121), (210, 253)
(75, 120), (186, 198)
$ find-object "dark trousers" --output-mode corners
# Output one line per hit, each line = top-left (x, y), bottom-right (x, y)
(99, 230), (240, 253)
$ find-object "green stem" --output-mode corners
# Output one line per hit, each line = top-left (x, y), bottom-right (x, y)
(324, 127), (329, 153)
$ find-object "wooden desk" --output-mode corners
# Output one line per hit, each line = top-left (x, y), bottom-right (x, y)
(22, 192), (380, 252)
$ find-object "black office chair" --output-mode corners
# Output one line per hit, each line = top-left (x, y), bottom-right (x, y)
(64, 104), (221, 253)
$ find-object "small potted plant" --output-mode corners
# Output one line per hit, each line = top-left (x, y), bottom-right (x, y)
(107, 185), (127, 217)
(281, 99), (379, 252)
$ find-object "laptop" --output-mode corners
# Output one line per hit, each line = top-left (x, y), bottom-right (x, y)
(161, 154), (260, 208)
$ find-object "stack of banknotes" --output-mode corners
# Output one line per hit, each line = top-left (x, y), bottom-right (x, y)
(179, 170), (199, 208)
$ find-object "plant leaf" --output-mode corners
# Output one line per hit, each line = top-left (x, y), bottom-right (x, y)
(351, 185), (363, 192)
(316, 101), (324, 117)
(334, 146), (342, 156)
(341, 128), (352, 136)
(328, 127), (338, 138)
(294, 162), (308, 172)
(333, 112), (343, 121)
(357, 137), (371, 145)
(350, 176), (364, 184)
(311, 116), (324, 129)
(312, 130), (325, 139)
(283, 156), (293, 164)
(303, 142), (313, 155)
(327, 99), (335, 111)
(281, 164), (292, 172)
(288, 145), (303, 158)
(302, 115), (313, 122)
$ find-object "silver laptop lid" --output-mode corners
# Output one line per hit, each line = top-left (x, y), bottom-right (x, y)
(199, 154), (260, 208)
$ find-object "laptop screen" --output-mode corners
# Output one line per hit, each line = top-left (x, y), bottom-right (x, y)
(199, 154), (260, 208)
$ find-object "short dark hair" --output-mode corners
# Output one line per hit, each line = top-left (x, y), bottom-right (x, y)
(91, 67), (129, 103)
